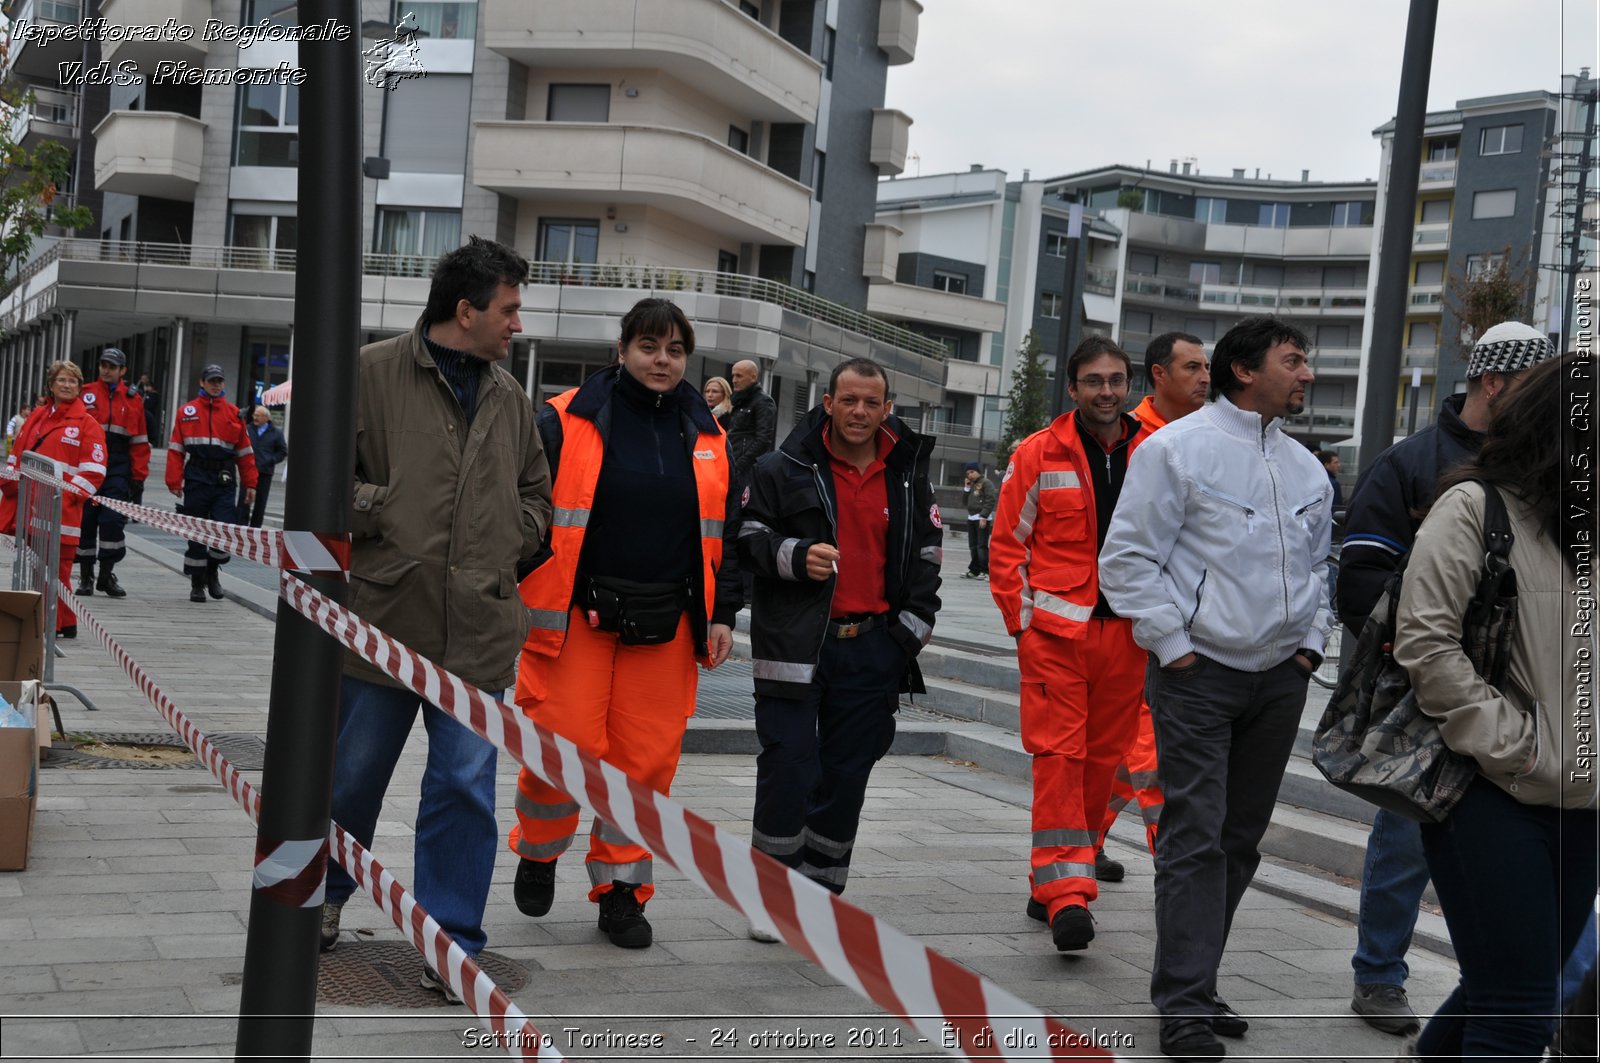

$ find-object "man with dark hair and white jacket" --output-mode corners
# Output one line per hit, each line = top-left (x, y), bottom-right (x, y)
(1099, 315), (1333, 1063)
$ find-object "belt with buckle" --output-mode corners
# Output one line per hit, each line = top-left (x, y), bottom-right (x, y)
(828, 613), (885, 639)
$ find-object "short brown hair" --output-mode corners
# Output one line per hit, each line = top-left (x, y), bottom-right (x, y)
(46, 361), (82, 387)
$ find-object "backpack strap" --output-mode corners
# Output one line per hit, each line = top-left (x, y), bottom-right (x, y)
(1474, 478), (1515, 567)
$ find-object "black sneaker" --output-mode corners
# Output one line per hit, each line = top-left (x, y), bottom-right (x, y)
(1049, 904), (1094, 951)
(597, 881), (652, 949)
(96, 571), (127, 598)
(1094, 849), (1126, 882)
(1212, 998), (1248, 1038)
(1351, 982), (1420, 1035)
(1159, 1019), (1224, 1062)
(76, 568), (94, 596)
(513, 857), (557, 917)
(319, 902), (342, 952)
(1025, 897), (1047, 923)
(419, 965), (463, 1005)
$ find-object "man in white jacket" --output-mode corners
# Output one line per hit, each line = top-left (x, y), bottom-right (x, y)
(1099, 315), (1333, 1063)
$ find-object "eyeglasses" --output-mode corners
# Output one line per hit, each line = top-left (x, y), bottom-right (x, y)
(1073, 374), (1128, 391)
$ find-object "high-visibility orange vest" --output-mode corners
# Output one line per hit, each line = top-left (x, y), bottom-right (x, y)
(519, 386), (729, 661)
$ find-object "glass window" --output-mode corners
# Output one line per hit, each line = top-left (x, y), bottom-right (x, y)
(1257, 203), (1289, 228)
(740, 0), (759, 16)
(1127, 251), (1158, 275)
(728, 125), (750, 154)
(1331, 201), (1367, 227)
(376, 209), (462, 257)
(1426, 137), (1458, 162)
(1040, 291), (1062, 319)
(1479, 124), (1523, 156)
(1472, 189), (1516, 219)
(1324, 265), (1359, 288)
(547, 84), (610, 122)
(1465, 253), (1507, 279)
(1419, 198), (1451, 224)
(1184, 317), (1216, 342)
(395, 1), (477, 40)
(1317, 324), (1351, 347)
(234, 83), (299, 167)
(1408, 321), (1437, 347)
(1122, 309), (1152, 334)
(242, 0), (294, 24)
(1045, 232), (1068, 258)
(1253, 263), (1284, 287)
(1188, 261), (1221, 285)
(37, 0), (81, 19)
(537, 219), (600, 265)
(1414, 260), (1445, 285)
(932, 271), (967, 294)
(1194, 197), (1227, 224)
(812, 150), (825, 200)
(821, 26), (835, 79)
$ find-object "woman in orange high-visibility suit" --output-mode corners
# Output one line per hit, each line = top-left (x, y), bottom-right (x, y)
(0, 361), (108, 639)
(509, 298), (742, 949)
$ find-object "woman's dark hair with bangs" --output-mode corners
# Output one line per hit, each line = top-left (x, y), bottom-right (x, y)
(618, 298), (695, 355)
(1436, 352), (1591, 568)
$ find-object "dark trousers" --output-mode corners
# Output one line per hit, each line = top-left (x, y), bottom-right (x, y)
(967, 519), (991, 574)
(1148, 653), (1309, 1019)
(75, 471), (132, 568)
(1417, 778), (1599, 1061)
(751, 623), (901, 893)
(241, 466), (273, 528)
(180, 480), (238, 572)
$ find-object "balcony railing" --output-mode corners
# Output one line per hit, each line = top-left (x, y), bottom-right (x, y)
(1284, 405), (1357, 430)
(1123, 272), (1198, 304)
(920, 415), (997, 441)
(1419, 162), (1457, 184)
(2, 240), (949, 360)
(1085, 264), (1118, 295)
(1402, 346), (1437, 369)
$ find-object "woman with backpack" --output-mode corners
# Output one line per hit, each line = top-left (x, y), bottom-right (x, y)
(1393, 351), (1598, 1060)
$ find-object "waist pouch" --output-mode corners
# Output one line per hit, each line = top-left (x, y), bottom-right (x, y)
(578, 574), (688, 646)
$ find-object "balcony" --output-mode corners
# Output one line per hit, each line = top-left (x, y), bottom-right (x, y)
(866, 282), (1007, 334)
(1285, 405), (1357, 431)
(99, 0), (211, 69)
(91, 111), (205, 200)
(1123, 271), (1199, 306)
(472, 121), (811, 246)
(1084, 264), (1118, 296)
(945, 359), (999, 397)
(862, 222), (901, 284)
(5, 0), (83, 81)
(481, 0), (820, 123)
(1402, 346), (1437, 370)
(1312, 347), (1362, 371)
(1413, 222), (1450, 247)
(7, 86), (78, 150)
(1418, 161), (1457, 189)
(1408, 284), (1444, 314)
(870, 109), (913, 177)
(878, 0), (923, 65)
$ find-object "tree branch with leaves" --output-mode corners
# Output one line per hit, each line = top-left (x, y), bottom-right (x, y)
(997, 330), (1051, 461)
(1443, 244), (1535, 363)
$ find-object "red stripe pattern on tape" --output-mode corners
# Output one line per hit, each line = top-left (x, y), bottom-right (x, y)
(50, 577), (561, 1062)
(280, 570), (1120, 1063)
(253, 836), (329, 907)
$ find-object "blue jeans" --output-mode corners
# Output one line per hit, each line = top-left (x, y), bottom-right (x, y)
(1417, 779), (1599, 1062)
(1352, 807), (1431, 986)
(323, 675), (499, 956)
(1561, 900), (1599, 1011)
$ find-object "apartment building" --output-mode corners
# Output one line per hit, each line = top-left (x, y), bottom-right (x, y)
(876, 162), (1378, 479)
(1359, 86), (1565, 444)
(0, 0), (943, 439)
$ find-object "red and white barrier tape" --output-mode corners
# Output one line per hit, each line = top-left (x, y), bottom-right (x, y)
(53, 578), (561, 1061)
(2, 465), (347, 574)
(281, 570), (1120, 1062)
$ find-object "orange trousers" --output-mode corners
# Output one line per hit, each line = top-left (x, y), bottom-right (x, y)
(1019, 618), (1143, 916)
(1099, 700), (1163, 855)
(509, 608), (697, 903)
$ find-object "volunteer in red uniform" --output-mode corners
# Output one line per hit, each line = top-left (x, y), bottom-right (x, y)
(1098, 332), (1211, 865)
(166, 364), (256, 603)
(76, 348), (149, 599)
(0, 361), (108, 638)
(509, 297), (741, 949)
(990, 336), (1150, 953)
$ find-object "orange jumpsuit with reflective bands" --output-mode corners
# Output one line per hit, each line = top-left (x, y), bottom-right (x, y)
(509, 385), (731, 903)
(990, 411), (1148, 918)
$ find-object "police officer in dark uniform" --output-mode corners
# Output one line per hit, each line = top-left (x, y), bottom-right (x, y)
(165, 364), (257, 602)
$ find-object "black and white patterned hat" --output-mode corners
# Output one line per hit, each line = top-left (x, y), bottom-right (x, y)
(1465, 321), (1554, 379)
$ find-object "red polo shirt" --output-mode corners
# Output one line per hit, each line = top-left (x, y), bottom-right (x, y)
(824, 424), (894, 619)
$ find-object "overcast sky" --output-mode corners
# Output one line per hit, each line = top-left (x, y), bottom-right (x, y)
(885, 0), (1598, 187)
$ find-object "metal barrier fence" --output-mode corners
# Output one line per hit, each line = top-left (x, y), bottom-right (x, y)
(10, 452), (95, 711)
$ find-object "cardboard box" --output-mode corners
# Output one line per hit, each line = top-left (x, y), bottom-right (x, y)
(0, 592), (43, 683)
(0, 682), (41, 871)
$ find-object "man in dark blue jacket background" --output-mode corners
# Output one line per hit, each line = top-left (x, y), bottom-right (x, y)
(241, 405), (288, 528)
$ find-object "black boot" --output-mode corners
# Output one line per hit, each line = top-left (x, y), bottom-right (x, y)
(76, 561), (94, 596)
(205, 561), (224, 600)
(96, 561), (126, 599)
(190, 571), (207, 603)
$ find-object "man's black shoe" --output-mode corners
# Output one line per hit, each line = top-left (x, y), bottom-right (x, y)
(597, 881), (652, 949)
(76, 565), (93, 596)
(55, 625), (76, 640)
(1025, 898), (1047, 923)
(1212, 998), (1248, 1038)
(1094, 848), (1126, 882)
(1049, 904), (1094, 951)
(513, 857), (557, 917)
(189, 575), (207, 603)
(205, 564), (225, 600)
(96, 570), (126, 598)
(1159, 1019), (1225, 1062)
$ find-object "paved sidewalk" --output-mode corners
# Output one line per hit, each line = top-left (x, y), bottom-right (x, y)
(0, 533), (1453, 1061)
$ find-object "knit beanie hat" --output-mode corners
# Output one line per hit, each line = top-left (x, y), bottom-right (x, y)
(1465, 321), (1554, 379)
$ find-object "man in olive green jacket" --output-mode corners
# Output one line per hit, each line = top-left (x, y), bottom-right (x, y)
(322, 238), (552, 995)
